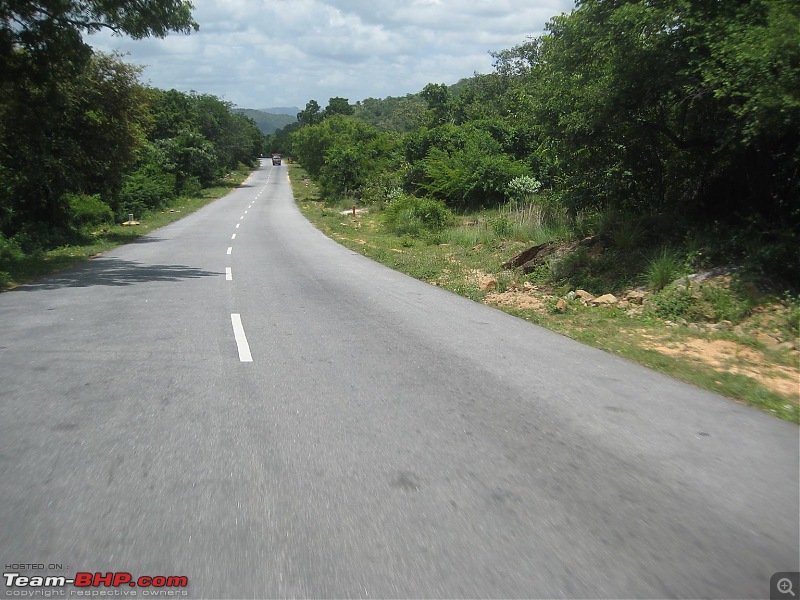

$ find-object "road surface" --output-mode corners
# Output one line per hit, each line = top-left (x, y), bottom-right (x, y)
(1, 160), (797, 598)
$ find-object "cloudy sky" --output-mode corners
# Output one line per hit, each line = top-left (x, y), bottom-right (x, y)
(88, 0), (575, 111)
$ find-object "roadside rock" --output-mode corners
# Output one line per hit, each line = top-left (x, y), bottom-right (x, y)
(555, 298), (567, 313)
(625, 290), (647, 305)
(592, 294), (618, 306)
(479, 277), (498, 291)
(575, 289), (595, 304)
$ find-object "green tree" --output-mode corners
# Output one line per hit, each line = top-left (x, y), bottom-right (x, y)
(324, 97), (354, 117)
(0, 52), (149, 231)
(0, 0), (197, 83)
(297, 100), (322, 126)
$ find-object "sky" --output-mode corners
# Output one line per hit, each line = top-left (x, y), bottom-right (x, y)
(88, 0), (576, 111)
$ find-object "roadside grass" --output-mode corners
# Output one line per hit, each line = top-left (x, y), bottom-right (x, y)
(289, 164), (799, 422)
(0, 164), (254, 289)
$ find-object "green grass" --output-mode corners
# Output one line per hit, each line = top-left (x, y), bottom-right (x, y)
(0, 164), (254, 290)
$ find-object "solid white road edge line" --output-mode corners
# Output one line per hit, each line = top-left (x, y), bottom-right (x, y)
(230, 314), (253, 362)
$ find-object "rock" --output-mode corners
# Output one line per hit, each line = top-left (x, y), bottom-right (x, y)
(555, 298), (567, 313)
(688, 323), (700, 331)
(523, 281), (535, 291)
(718, 320), (734, 330)
(502, 242), (554, 269)
(575, 289), (595, 303)
(472, 243), (484, 251)
(566, 291), (577, 300)
(479, 277), (498, 291)
(617, 300), (630, 309)
(591, 294), (618, 306)
(625, 290), (647, 305)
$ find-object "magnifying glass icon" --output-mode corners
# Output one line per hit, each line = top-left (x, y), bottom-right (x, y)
(778, 578), (796, 597)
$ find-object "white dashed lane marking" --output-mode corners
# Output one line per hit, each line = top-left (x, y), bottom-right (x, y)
(230, 314), (253, 362)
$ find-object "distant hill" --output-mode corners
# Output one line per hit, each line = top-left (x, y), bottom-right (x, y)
(259, 106), (301, 116)
(234, 109), (296, 135)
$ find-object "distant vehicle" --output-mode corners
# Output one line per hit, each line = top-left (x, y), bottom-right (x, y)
(272, 154), (282, 166)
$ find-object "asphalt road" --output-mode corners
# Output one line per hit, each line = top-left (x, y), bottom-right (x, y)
(1, 160), (797, 599)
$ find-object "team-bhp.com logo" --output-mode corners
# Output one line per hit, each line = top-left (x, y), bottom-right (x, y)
(4, 572), (188, 597)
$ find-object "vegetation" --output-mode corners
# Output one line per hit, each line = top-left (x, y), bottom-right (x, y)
(272, 0), (799, 420)
(0, 1), (264, 283)
(290, 164), (799, 423)
(269, 0), (798, 289)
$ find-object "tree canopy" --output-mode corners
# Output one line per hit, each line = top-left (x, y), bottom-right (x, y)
(272, 0), (799, 283)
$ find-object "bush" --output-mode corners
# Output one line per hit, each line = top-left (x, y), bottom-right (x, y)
(382, 195), (453, 237)
(66, 193), (114, 229)
(645, 248), (685, 291)
(649, 279), (751, 324)
(118, 167), (176, 215)
(506, 175), (542, 205)
(0, 233), (23, 284)
(650, 285), (694, 321)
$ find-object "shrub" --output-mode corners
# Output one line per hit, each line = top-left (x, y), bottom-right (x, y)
(645, 248), (684, 291)
(382, 195), (453, 237)
(650, 285), (694, 320)
(66, 193), (114, 229)
(0, 233), (23, 264)
(506, 175), (542, 205)
(487, 215), (513, 238)
(118, 167), (177, 215)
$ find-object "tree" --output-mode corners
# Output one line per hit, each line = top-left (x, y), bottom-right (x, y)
(420, 83), (454, 126)
(0, 52), (150, 230)
(297, 100), (321, 126)
(1, 1), (197, 82)
(324, 97), (354, 117)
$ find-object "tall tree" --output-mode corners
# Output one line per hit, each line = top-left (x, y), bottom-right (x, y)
(1, 1), (198, 81)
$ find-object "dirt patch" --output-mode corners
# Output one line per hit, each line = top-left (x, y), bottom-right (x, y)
(638, 333), (799, 399)
(485, 290), (547, 312)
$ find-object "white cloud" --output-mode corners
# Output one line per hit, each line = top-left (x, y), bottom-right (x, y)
(88, 0), (575, 109)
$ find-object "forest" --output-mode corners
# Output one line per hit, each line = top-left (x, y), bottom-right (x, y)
(0, 1), (264, 264)
(270, 0), (799, 289)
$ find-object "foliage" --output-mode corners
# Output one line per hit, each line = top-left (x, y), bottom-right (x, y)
(506, 175), (542, 205)
(290, 115), (402, 200)
(645, 249), (686, 292)
(409, 123), (532, 208)
(66, 194), (114, 229)
(649, 280), (752, 324)
(382, 195), (453, 237)
(0, 52), (150, 229)
(0, 0), (197, 86)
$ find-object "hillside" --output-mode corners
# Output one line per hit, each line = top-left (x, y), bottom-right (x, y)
(234, 108), (296, 135)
